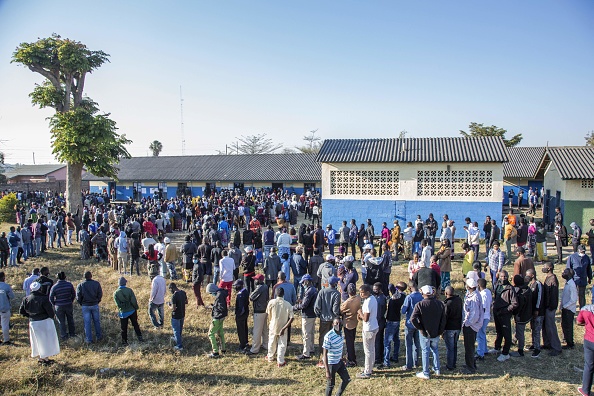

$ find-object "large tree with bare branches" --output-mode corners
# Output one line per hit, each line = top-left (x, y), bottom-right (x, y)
(12, 34), (130, 211)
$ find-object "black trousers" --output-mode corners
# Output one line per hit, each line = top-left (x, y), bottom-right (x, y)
(561, 308), (575, 347)
(325, 360), (350, 396)
(236, 316), (249, 348)
(319, 321), (333, 353)
(243, 275), (254, 295)
(494, 313), (512, 355)
(344, 327), (357, 364)
(350, 243), (357, 259)
(375, 321), (386, 363)
(120, 310), (142, 342)
(463, 326), (477, 370)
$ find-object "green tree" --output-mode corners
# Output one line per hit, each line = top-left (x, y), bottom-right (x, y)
(459, 122), (522, 147)
(0, 193), (18, 223)
(295, 129), (323, 154)
(585, 131), (594, 147)
(149, 140), (163, 156)
(12, 34), (130, 212)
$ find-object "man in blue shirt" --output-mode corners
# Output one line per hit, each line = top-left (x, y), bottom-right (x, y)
(323, 317), (350, 396)
(401, 282), (423, 371)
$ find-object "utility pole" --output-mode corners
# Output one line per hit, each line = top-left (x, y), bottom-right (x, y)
(180, 86), (186, 155)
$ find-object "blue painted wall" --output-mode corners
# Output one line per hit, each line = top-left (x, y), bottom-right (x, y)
(322, 198), (502, 238)
(503, 181), (543, 206)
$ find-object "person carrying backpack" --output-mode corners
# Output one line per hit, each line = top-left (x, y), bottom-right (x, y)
(511, 275), (532, 357)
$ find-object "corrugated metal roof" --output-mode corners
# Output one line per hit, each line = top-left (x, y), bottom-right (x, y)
(83, 153), (321, 182)
(316, 136), (509, 163)
(546, 147), (594, 180)
(503, 147), (546, 179)
(4, 164), (66, 179)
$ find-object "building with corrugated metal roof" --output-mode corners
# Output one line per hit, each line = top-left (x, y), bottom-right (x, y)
(535, 146), (594, 228)
(316, 136), (509, 234)
(83, 153), (321, 200)
(503, 146), (546, 207)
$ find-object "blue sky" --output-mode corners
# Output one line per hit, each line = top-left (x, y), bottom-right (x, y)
(0, 0), (592, 164)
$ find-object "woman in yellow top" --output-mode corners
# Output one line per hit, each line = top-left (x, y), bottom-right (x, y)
(461, 242), (475, 277)
(390, 220), (401, 253)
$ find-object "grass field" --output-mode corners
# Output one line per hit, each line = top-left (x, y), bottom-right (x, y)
(0, 221), (587, 396)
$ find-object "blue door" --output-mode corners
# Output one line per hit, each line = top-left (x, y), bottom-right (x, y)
(394, 200), (406, 223)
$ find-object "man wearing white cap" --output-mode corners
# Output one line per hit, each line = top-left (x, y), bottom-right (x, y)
(410, 285), (446, 380)
(461, 278), (484, 374)
(19, 281), (60, 365)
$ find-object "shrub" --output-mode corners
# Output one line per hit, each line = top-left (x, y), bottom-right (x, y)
(0, 193), (18, 223)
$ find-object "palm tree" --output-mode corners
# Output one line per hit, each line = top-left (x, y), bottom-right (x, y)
(149, 140), (163, 156)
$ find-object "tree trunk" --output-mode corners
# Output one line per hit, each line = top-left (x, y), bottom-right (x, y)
(66, 162), (83, 214)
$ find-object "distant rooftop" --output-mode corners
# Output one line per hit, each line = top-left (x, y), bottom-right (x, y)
(4, 164), (66, 179)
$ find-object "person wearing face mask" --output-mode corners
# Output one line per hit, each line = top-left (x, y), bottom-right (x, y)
(525, 269), (544, 358)
(560, 267), (577, 350)
(233, 279), (250, 353)
(488, 270), (518, 362)
(567, 245), (592, 309)
(541, 262), (562, 356)
(323, 317), (350, 396)
(191, 254), (205, 308)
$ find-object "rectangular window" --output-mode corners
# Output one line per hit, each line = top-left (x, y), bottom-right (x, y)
(329, 170), (399, 196)
(417, 170), (493, 197)
(582, 179), (594, 189)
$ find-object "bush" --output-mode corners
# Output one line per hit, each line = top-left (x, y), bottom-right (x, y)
(0, 193), (18, 223)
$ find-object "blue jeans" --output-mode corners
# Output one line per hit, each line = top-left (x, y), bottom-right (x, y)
(328, 244), (335, 256)
(149, 302), (164, 327)
(35, 238), (42, 256)
(172, 317), (184, 348)
(9, 247), (18, 266)
(24, 242), (33, 259)
(443, 329), (460, 369)
(413, 242), (420, 255)
(383, 321), (401, 365)
(264, 245), (273, 259)
(48, 231), (55, 248)
(477, 318), (489, 357)
(213, 266), (220, 286)
(404, 326), (420, 369)
(82, 304), (102, 343)
(419, 333), (441, 376)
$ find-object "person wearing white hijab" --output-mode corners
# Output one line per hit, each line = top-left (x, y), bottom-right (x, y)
(19, 281), (60, 365)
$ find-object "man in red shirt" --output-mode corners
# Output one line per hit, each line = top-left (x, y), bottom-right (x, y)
(577, 305), (594, 395)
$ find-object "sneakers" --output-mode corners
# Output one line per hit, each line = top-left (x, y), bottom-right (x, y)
(345, 361), (357, 368)
(487, 348), (501, 355)
(316, 361), (325, 368)
(562, 344), (574, 350)
(356, 372), (371, 379)
(401, 365), (413, 371)
(577, 386), (589, 396)
(531, 349), (541, 358)
(497, 354), (510, 362)
(277, 362), (287, 368)
(296, 355), (311, 360)
(415, 372), (430, 380)
(460, 365), (477, 375)
(264, 356), (274, 363)
(209, 352), (220, 358)
(173, 346), (184, 351)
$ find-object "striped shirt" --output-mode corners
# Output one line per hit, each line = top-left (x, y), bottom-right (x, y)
(323, 329), (344, 365)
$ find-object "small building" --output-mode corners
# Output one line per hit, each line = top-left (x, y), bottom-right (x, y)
(503, 146), (545, 206)
(4, 164), (67, 183)
(536, 146), (594, 228)
(316, 136), (509, 233)
(83, 153), (321, 201)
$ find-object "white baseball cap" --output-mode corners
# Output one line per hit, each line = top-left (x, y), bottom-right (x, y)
(420, 285), (434, 295)
(466, 278), (478, 288)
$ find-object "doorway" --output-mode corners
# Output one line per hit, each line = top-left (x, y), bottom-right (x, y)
(272, 183), (284, 192)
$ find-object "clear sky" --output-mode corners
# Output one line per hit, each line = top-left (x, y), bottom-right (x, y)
(0, 0), (592, 164)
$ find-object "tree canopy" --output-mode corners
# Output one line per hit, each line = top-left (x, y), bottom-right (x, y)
(585, 131), (594, 147)
(459, 122), (522, 147)
(224, 133), (283, 155)
(12, 34), (130, 211)
(149, 140), (163, 156)
(295, 129), (323, 154)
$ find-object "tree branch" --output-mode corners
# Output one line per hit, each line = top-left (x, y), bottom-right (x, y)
(28, 63), (61, 89)
(73, 72), (86, 108)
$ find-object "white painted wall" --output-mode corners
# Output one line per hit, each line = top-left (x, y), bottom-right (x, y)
(543, 163), (566, 196)
(321, 162), (503, 202)
(563, 179), (594, 201)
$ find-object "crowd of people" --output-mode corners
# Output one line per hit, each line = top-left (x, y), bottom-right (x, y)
(1, 187), (594, 396)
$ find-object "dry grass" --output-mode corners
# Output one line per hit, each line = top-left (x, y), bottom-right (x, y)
(0, 221), (586, 396)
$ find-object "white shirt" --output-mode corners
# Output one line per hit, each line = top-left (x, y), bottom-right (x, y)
(420, 246), (432, 268)
(23, 274), (39, 297)
(479, 289), (492, 321)
(277, 233), (292, 248)
(219, 257), (235, 283)
(150, 275), (166, 305)
(362, 295), (379, 332)
(561, 279), (578, 313)
(154, 242), (165, 256)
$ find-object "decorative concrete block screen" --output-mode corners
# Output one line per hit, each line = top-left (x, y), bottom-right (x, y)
(417, 170), (493, 197)
(330, 170), (399, 196)
(582, 179), (594, 189)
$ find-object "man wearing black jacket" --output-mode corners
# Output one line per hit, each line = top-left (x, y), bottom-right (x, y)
(234, 279), (250, 352)
(489, 270), (518, 362)
(542, 262), (562, 356)
(412, 262), (440, 292)
(483, 216), (492, 255)
(425, 214), (438, 253)
(248, 274), (269, 355)
(294, 274), (318, 360)
(206, 283), (228, 358)
(489, 220), (500, 253)
(511, 275), (532, 357)
(37, 267), (54, 295)
(410, 285), (446, 380)
(443, 286), (463, 370)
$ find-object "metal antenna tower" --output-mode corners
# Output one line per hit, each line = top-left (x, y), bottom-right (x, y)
(180, 85), (186, 155)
